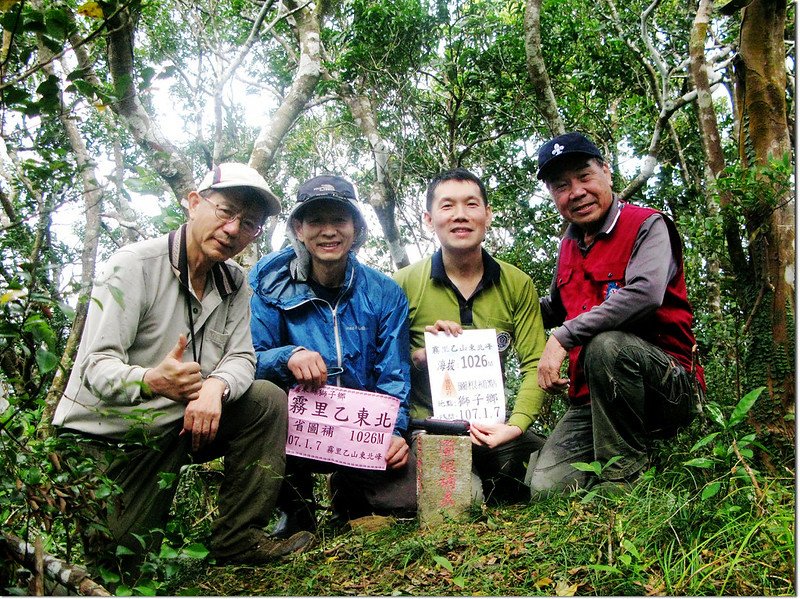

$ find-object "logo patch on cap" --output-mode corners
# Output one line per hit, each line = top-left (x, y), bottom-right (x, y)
(552, 143), (564, 156)
(314, 184), (337, 193)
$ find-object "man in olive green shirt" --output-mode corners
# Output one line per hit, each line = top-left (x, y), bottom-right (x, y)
(393, 168), (546, 503)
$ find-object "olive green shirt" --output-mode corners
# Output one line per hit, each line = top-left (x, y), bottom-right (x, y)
(393, 249), (546, 432)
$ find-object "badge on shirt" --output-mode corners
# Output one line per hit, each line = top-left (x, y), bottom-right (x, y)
(603, 281), (622, 300)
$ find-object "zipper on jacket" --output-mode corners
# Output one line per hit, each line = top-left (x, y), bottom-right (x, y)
(330, 266), (355, 387)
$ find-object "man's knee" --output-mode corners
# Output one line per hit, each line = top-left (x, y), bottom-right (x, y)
(584, 330), (630, 370)
(244, 380), (288, 424)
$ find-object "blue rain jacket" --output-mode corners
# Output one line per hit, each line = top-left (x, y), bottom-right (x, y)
(249, 246), (411, 434)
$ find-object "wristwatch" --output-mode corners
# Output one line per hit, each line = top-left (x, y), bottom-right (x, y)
(209, 375), (231, 402)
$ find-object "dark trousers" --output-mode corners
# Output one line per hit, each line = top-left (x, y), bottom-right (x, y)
(528, 331), (698, 494)
(277, 452), (417, 522)
(320, 428), (545, 517)
(62, 380), (287, 574)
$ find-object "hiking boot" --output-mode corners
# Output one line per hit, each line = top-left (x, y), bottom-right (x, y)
(270, 507), (317, 539)
(215, 530), (316, 565)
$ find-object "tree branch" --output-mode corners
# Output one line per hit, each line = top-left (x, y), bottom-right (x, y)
(249, 0), (322, 173)
(102, 0), (194, 202)
(523, 0), (565, 136)
(0, 532), (110, 596)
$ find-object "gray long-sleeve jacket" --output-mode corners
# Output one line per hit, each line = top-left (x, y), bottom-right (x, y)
(52, 227), (255, 439)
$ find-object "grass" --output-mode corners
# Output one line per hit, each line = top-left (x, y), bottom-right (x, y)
(163, 467), (795, 596)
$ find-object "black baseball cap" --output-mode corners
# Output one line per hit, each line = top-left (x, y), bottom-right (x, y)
(536, 132), (604, 180)
(288, 175), (366, 231)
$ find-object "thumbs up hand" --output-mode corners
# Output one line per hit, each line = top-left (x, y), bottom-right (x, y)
(167, 335), (188, 361)
(142, 334), (203, 403)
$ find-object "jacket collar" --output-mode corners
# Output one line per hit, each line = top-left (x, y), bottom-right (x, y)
(168, 224), (238, 298)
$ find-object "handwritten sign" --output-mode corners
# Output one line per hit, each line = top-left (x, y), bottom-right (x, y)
(285, 385), (399, 470)
(425, 328), (505, 423)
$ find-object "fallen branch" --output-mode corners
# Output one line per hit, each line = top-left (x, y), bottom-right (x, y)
(0, 532), (110, 596)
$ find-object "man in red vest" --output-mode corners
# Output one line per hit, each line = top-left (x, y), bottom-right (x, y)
(528, 132), (705, 495)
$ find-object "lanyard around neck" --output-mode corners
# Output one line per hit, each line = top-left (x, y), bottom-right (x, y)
(185, 291), (204, 364)
(180, 229), (204, 364)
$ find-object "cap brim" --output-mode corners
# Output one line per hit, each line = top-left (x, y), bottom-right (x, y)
(209, 182), (281, 216)
(290, 196), (355, 219)
(537, 150), (603, 180)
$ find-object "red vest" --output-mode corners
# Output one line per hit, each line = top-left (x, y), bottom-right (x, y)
(557, 203), (705, 404)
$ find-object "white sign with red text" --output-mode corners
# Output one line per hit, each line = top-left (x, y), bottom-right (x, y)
(425, 328), (505, 423)
(285, 385), (399, 470)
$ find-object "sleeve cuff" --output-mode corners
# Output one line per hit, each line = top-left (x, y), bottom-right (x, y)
(507, 413), (532, 433)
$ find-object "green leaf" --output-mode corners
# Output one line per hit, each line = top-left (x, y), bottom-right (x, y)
(45, 7), (70, 39)
(124, 177), (150, 192)
(586, 564), (621, 574)
(58, 301), (76, 320)
(621, 539), (641, 559)
(95, 483), (114, 499)
(107, 284), (126, 310)
(690, 431), (720, 452)
(571, 461), (602, 476)
(701, 481), (722, 500)
(115, 584), (132, 596)
(728, 387), (764, 428)
(158, 471), (177, 490)
(133, 584), (157, 596)
(23, 314), (57, 348)
(182, 543), (210, 559)
(140, 66), (156, 88)
(115, 544), (136, 557)
(684, 457), (715, 469)
(98, 567), (120, 584)
(159, 545), (179, 559)
(452, 576), (466, 587)
(704, 403), (726, 428)
(35, 348), (58, 373)
(1, 84), (30, 106)
(433, 554), (454, 572)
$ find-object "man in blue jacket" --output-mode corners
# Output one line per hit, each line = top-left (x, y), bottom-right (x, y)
(250, 175), (412, 538)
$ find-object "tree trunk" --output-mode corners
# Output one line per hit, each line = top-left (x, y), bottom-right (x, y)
(688, 0), (744, 316)
(36, 38), (103, 432)
(249, 0), (323, 173)
(734, 0), (795, 456)
(102, 0), (194, 203)
(523, 0), (565, 136)
(336, 81), (410, 269)
(0, 532), (110, 596)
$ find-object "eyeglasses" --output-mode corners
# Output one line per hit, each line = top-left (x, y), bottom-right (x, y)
(201, 195), (264, 237)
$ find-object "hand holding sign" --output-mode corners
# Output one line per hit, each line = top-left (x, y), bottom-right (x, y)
(424, 328), (505, 423)
(285, 385), (400, 470)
